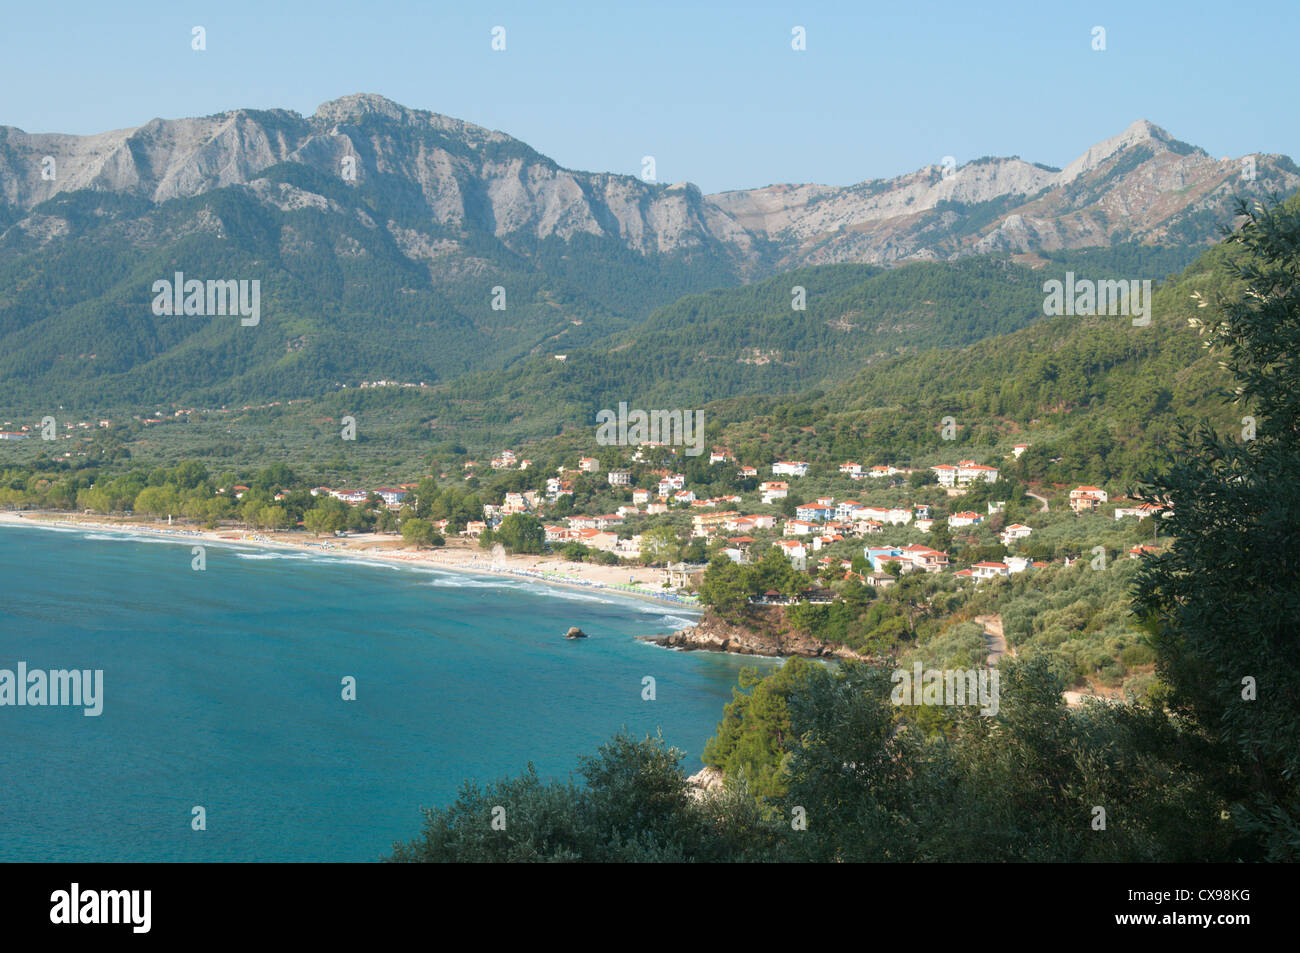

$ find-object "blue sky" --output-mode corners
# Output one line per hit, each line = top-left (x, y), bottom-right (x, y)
(3, 0), (1295, 193)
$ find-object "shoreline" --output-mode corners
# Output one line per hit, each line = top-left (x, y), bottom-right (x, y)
(0, 511), (702, 615)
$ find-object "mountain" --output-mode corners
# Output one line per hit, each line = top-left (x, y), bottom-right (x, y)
(4, 99), (1293, 267)
(0, 93), (760, 267)
(0, 95), (1292, 412)
(712, 119), (1299, 265)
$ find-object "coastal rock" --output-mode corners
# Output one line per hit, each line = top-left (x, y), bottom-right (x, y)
(687, 766), (725, 792)
(641, 606), (878, 662)
(565, 626), (588, 640)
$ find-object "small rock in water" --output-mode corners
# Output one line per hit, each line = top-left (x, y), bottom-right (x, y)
(565, 626), (588, 639)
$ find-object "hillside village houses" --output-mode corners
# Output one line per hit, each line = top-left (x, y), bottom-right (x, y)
(274, 435), (1133, 599)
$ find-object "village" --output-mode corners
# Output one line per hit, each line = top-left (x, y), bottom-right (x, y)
(292, 438), (1171, 599)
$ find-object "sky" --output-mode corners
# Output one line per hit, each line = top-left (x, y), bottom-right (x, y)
(3, 0), (1296, 194)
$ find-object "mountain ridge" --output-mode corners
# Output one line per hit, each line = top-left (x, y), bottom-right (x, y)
(3, 95), (1295, 268)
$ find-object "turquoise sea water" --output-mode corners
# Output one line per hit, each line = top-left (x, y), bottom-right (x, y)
(0, 524), (773, 861)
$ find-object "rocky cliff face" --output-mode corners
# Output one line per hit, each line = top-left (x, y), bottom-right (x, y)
(711, 119), (1300, 265)
(2, 96), (1294, 270)
(0, 93), (761, 271)
(643, 606), (876, 662)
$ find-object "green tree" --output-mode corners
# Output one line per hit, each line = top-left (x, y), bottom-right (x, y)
(697, 554), (752, 619)
(640, 525), (680, 566)
(1135, 195), (1300, 861)
(702, 659), (814, 802)
(401, 517), (441, 549)
(494, 514), (545, 554)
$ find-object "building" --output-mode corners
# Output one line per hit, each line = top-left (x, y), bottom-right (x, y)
(1069, 486), (1109, 514)
(760, 481), (789, 504)
(578, 457), (600, 473)
(692, 511), (739, 538)
(1000, 523), (1033, 546)
(724, 537), (755, 564)
(607, 470), (632, 486)
(662, 562), (707, 589)
(948, 511), (983, 528)
(771, 461), (810, 477)
(1114, 502), (1165, 520)
(971, 561), (1011, 582)
(774, 539), (808, 566)
(796, 503), (836, 522)
(899, 544), (949, 573)
(932, 460), (1000, 487)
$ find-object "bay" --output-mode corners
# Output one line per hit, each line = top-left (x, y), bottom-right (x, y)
(0, 524), (771, 861)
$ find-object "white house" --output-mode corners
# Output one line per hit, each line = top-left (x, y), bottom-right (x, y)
(772, 461), (810, 477)
(932, 460), (1000, 487)
(1114, 502), (1164, 520)
(775, 539), (808, 564)
(948, 511), (983, 528)
(899, 544), (949, 573)
(607, 470), (632, 486)
(971, 561), (1011, 582)
(1000, 523), (1033, 546)
(761, 481), (789, 504)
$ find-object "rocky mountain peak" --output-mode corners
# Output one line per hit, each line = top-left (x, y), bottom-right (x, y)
(313, 92), (416, 124)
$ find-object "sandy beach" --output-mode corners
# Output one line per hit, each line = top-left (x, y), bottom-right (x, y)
(0, 511), (701, 611)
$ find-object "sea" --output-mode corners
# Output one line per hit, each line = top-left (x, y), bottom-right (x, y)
(0, 523), (774, 861)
